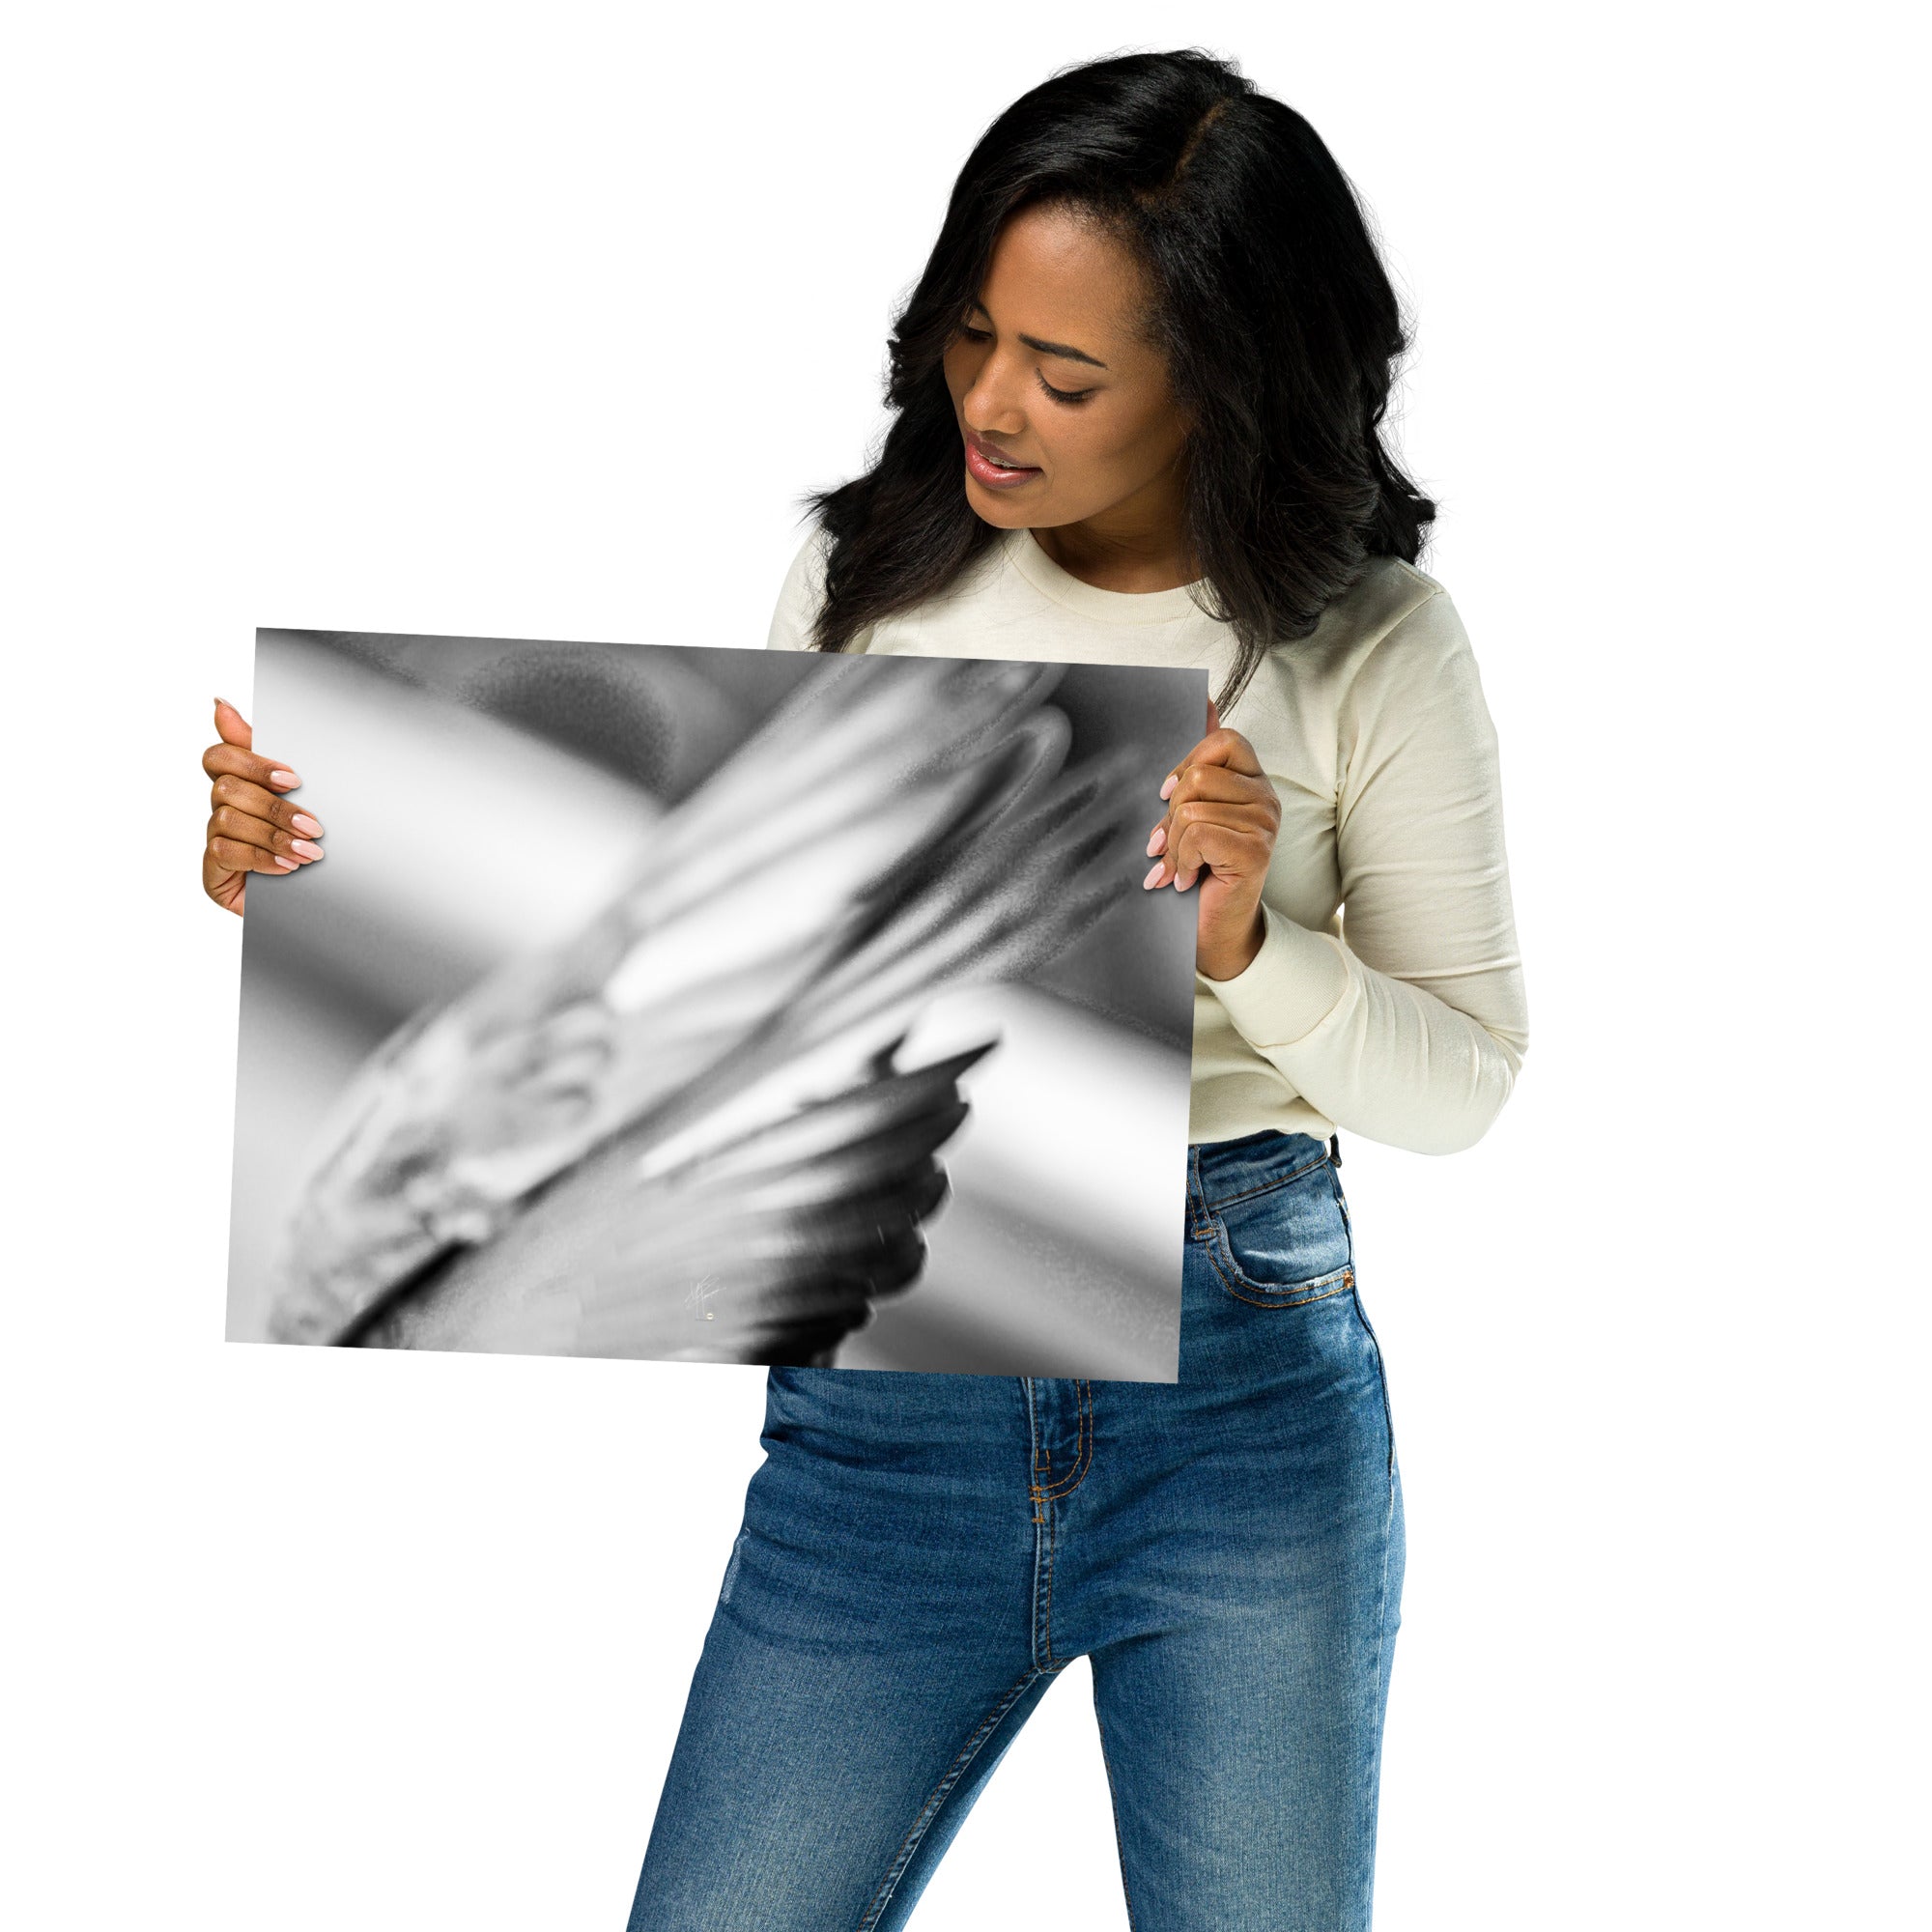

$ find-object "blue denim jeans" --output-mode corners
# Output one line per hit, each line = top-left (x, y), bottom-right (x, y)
(625, 1129), (1405, 1930)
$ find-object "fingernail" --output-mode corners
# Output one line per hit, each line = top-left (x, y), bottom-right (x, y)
(269, 769), (299, 787)
(290, 838), (324, 861)
(291, 812), (324, 837)
(1159, 774), (1178, 799)
(272, 855), (299, 869)
(1143, 861), (1166, 890)
(1146, 825), (1167, 857)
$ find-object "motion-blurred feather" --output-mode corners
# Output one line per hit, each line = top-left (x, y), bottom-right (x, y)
(264, 655), (1155, 1359)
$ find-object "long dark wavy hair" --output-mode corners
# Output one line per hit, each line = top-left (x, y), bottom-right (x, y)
(797, 47), (1436, 714)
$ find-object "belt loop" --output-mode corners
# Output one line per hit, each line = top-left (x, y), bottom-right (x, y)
(1328, 1131), (1342, 1168)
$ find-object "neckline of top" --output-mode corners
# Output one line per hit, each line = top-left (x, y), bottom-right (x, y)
(1005, 526), (1209, 626)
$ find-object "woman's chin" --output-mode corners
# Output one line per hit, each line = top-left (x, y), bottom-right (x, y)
(964, 482), (1043, 525)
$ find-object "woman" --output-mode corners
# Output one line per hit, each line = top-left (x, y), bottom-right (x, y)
(201, 48), (1528, 1932)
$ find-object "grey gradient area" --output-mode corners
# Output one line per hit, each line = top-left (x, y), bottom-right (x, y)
(226, 627), (1205, 1379)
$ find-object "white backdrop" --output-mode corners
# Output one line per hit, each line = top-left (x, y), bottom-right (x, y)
(3, 4), (1922, 1927)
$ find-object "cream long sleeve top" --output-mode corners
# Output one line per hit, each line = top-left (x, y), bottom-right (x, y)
(765, 521), (1529, 1155)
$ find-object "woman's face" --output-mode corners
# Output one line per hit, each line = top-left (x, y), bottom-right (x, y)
(941, 202), (1191, 542)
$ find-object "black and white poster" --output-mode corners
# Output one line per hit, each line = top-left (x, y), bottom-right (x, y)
(225, 629), (1206, 1378)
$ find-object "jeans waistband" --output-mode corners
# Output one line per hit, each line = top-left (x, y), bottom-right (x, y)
(1187, 1129), (1335, 1217)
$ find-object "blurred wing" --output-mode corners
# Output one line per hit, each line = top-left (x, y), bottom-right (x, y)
(264, 656), (1151, 1347)
(343, 1035), (995, 1363)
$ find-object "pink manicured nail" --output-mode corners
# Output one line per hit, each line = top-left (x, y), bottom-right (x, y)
(1145, 825), (1167, 857)
(269, 769), (299, 787)
(290, 838), (324, 861)
(291, 812), (323, 837)
(1143, 862), (1165, 889)
(1159, 774), (1178, 800)
(272, 855), (298, 869)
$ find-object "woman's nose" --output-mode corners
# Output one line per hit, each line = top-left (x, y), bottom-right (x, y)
(961, 363), (1028, 435)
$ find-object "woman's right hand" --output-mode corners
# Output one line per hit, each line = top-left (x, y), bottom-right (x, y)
(200, 696), (326, 916)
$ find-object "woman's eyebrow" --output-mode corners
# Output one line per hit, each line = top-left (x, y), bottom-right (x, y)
(967, 300), (1109, 369)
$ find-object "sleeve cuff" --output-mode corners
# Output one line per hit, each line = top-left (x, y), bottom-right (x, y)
(1197, 901), (1351, 1049)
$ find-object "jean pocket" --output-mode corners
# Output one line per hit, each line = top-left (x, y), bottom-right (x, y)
(1207, 1154), (1355, 1308)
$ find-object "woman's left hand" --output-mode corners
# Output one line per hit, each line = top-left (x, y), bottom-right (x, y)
(1143, 696), (1281, 980)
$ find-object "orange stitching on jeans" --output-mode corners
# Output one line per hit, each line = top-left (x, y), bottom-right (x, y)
(1200, 1149), (1332, 1212)
(1203, 1236), (1355, 1310)
(1028, 1385), (1088, 1668)
(1039, 1379), (1094, 1499)
(1024, 1379), (1047, 1522)
(1038, 1495), (1060, 1668)
(1218, 1272), (1354, 1312)
(1204, 1194), (1352, 1306)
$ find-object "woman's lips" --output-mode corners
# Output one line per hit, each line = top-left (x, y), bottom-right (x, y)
(964, 434), (1041, 488)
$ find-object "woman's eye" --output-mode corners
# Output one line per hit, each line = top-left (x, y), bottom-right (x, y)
(1037, 374), (1093, 406)
(956, 323), (1094, 405)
